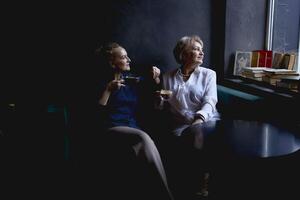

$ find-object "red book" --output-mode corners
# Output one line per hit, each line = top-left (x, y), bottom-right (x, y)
(257, 51), (266, 67)
(265, 51), (273, 67)
(252, 50), (273, 67)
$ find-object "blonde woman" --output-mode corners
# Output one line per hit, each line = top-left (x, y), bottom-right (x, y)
(97, 42), (173, 200)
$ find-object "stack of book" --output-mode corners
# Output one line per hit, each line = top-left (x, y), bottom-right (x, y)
(234, 50), (297, 78)
(276, 76), (300, 92)
(240, 67), (267, 81)
(262, 68), (299, 86)
(272, 52), (296, 70)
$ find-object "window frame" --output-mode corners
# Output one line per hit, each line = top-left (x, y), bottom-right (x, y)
(266, 0), (300, 73)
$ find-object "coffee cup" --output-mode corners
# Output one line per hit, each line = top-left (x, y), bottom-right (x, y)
(123, 76), (140, 85)
(160, 89), (173, 101)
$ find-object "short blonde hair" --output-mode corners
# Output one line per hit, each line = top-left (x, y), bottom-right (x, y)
(173, 35), (203, 64)
(95, 42), (123, 64)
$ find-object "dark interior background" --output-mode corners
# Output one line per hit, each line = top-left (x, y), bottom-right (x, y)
(3, 3), (300, 198)
(3, 0), (271, 107)
(4, 0), (216, 105)
(3, 0), (280, 162)
(224, 0), (267, 76)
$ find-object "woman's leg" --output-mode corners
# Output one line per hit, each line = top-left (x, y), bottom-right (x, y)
(181, 123), (204, 150)
(180, 124), (211, 198)
(107, 126), (174, 200)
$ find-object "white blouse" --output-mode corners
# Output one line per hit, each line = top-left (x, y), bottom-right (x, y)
(162, 66), (220, 125)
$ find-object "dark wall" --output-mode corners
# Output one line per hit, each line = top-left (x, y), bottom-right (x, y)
(4, 0), (234, 105)
(211, 0), (226, 79)
(107, 0), (212, 73)
(4, 1), (273, 103)
(60, 0), (214, 104)
(224, 0), (267, 76)
(80, 0), (213, 74)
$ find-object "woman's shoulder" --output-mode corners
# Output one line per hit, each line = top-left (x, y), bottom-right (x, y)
(198, 66), (216, 76)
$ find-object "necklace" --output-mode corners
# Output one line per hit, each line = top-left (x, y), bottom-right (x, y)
(182, 73), (191, 81)
(180, 67), (193, 79)
(182, 73), (191, 77)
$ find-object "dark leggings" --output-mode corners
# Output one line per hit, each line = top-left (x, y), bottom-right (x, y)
(107, 126), (174, 200)
(165, 123), (213, 199)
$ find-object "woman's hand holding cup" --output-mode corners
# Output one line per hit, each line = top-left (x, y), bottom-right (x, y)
(159, 89), (173, 101)
(155, 89), (173, 110)
(107, 79), (125, 91)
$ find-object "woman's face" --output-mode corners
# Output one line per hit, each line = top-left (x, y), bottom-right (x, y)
(111, 47), (131, 71)
(183, 41), (204, 66)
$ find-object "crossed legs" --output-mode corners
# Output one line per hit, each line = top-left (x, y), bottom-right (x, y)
(107, 126), (174, 200)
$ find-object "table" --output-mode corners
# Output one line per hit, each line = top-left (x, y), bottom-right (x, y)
(202, 119), (300, 158)
(199, 119), (300, 199)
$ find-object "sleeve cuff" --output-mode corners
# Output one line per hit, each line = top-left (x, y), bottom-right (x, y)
(195, 112), (206, 121)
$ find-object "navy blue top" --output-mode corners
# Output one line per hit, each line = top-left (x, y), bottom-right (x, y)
(99, 72), (142, 129)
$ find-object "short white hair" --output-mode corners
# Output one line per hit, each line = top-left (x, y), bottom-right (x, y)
(173, 35), (203, 64)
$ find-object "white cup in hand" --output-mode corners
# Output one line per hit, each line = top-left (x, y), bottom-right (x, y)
(160, 89), (173, 101)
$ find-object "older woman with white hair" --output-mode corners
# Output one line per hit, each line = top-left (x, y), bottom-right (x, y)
(155, 35), (220, 199)
(160, 35), (220, 137)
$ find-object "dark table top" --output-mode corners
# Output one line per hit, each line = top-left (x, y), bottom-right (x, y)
(202, 119), (300, 158)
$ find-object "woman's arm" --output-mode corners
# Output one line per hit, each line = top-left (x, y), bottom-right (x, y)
(98, 79), (125, 105)
(98, 88), (111, 106)
(150, 66), (168, 110)
(194, 71), (218, 122)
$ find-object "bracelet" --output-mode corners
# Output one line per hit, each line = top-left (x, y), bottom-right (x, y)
(194, 114), (205, 121)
